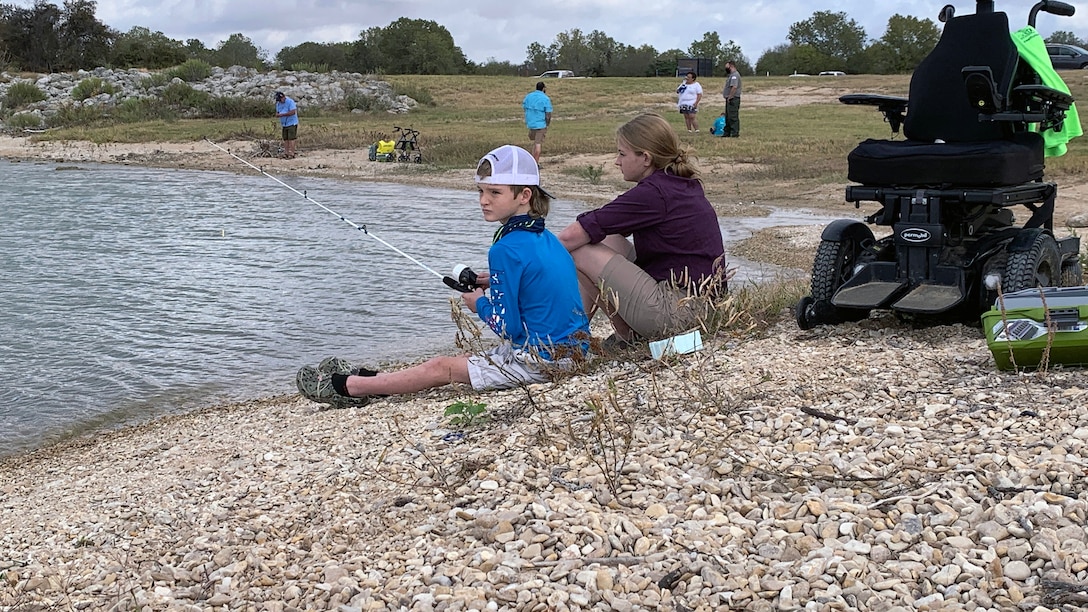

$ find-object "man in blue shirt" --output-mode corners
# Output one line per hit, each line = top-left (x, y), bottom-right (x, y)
(274, 91), (299, 159)
(522, 81), (553, 162)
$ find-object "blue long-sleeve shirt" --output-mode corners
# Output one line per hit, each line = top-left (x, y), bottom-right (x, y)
(475, 227), (588, 359)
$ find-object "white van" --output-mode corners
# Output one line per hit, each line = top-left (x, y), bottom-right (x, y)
(537, 70), (575, 78)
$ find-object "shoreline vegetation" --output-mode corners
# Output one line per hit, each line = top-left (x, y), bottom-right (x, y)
(4, 75), (1088, 609)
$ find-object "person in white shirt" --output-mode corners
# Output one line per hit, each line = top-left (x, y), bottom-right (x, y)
(675, 71), (703, 133)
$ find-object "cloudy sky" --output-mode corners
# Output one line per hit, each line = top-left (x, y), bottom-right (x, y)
(17, 0), (1088, 65)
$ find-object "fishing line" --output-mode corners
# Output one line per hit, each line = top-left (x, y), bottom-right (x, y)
(204, 138), (444, 281)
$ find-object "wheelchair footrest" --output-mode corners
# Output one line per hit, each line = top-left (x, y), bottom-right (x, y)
(892, 284), (965, 313)
(833, 281), (907, 309)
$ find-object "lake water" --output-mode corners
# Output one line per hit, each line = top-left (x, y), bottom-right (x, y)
(0, 158), (837, 457)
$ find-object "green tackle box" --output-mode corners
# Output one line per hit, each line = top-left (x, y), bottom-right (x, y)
(982, 286), (1088, 370)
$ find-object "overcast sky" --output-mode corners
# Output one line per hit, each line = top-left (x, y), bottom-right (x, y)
(16, 0), (1088, 65)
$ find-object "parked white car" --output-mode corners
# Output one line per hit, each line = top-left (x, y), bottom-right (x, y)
(819, 70), (846, 76)
(537, 70), (575, 78)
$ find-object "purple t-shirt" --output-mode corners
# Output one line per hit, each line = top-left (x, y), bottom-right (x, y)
(576, 170), (724, 285)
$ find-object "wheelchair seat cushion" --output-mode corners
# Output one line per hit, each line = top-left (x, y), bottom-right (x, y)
(847, 131), (1044, 187)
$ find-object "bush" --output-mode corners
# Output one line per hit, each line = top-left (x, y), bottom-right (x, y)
(395, 83), (434, 106)
(138, 72), (171, 90)
(71, 77), (116, 101)
(7, 112), (43, 129)
(343, 87), (390, 112)
(290, 62), (329, 73)
(160, 82), (211, 108)
(164, 59), (213, 83)
(49, 103), (103, 128)
(3, 81), (47, 108)
(198, 96), (273, 119)
(114, 98), (178, 123)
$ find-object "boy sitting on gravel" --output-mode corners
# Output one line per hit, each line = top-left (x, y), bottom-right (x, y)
(296, 145), (590, 408)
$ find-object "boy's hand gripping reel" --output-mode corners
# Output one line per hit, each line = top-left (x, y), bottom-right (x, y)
(443, 264), (479, 293)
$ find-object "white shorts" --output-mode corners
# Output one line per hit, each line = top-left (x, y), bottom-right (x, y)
(467, 343), (575, 390)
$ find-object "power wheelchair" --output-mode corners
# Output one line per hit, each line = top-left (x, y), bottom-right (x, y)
(796, 0), (1083, 329)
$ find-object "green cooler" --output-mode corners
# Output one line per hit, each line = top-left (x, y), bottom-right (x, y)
(982, 286), (1088, 370)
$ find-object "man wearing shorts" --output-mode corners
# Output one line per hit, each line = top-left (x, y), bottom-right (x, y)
(523, 81), (552, 162)
(274, 91), (299, 158)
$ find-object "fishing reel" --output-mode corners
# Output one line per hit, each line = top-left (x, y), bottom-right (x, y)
(443, 264), (480, 293)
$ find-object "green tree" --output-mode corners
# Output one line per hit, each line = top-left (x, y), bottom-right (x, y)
(550, 29), (596, 76)
(2, 0), (61, 72)
(524, 41), (552, 75)
(211, 33), (266, 69)
(687, 31), (722, 76)
(276, 41), (351, 71)
(1047, 31), (1087, 46)
(584, 29), (619, 77)
(184, 38), (213, 63)
(754, 43), (831, 76)
(875, 14), (940, 73)
(610, 44), (660, 77)
(788, 10), (867, 70)
(686, 32), (751, 76)
(111, 26), (186, 69)
(721, 40), (752, 75)
(374, 18), (467, 74)
(347, 27), (381, 73)
(55, 0), (114, 70)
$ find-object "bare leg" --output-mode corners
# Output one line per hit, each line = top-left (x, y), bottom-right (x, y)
(346, 355), (471, 396)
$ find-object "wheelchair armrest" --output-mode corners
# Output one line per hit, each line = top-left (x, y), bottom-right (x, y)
(983, 85), (1076, 133)
(1012, 85), (1074, 111)
(839, 94), (908, 134)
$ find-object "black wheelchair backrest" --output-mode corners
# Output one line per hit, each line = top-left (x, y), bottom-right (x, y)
(904, 10), (1019, 143)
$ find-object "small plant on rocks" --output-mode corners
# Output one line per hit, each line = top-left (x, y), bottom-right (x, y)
(444, 399), (489, 427)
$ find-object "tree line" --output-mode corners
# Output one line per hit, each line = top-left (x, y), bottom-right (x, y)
(1, 1), (1084, 77)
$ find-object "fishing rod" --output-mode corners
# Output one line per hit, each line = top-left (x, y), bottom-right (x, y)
(204, 138), (479, 292)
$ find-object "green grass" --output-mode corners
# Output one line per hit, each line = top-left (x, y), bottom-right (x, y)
(28, 72), (1088, 202)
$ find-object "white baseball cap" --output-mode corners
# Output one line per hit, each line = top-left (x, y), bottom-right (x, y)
(475, 145), (554, 198)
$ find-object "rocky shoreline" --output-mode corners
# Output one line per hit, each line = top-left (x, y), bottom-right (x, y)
(3, 317), (1087, 610)
(0, 66), (416, 128)
(3, 140), (1088, 611)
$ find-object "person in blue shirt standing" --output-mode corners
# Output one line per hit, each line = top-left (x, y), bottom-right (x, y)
(523, 81), (553, 162)
(274, 91), (299, 159)
(295, 145), (590, 408)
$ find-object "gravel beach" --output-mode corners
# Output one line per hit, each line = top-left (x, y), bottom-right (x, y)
(3, 137), (1088, 611)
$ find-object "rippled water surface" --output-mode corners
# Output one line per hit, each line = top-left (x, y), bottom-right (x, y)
(0, 159), (838, 457)
(0, 160), (591, 456)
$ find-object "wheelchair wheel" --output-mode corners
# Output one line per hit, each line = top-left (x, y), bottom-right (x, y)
(810, 238), (872, 321)
(795, 296), (817, 330)
(1061, 258), (1083, 287)
(1003, 233), (1061, 291)
(796, 237), (870, 328)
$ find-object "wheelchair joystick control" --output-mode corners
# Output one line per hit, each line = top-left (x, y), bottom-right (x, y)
(443, 264), (479, 293)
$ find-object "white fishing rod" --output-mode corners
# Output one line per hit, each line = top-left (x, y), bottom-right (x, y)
(205, 138), (462, 286)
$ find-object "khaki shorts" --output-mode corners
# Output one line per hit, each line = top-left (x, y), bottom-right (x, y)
(598, 255), (705, 339)
(282, 125), (298, 141)
(528, 128), (547, 145)
(467, 342), (576, 390)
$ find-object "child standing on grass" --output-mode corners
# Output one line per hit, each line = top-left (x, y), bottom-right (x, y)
(296, 145), (590, 409)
